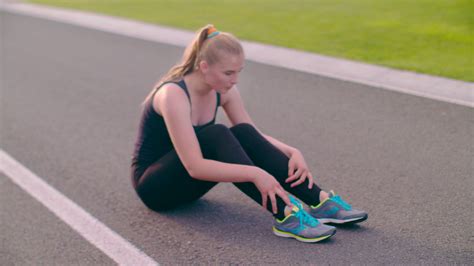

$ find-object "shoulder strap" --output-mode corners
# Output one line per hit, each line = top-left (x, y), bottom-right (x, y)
(177, 79), (192, 106)
(155, 80), (191, 104)
(163, 79), (220, 120)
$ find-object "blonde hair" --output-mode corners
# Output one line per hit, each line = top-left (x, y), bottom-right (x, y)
(142, 24), (244, 106)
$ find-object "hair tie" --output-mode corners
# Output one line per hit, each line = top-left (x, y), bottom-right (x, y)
(207, 26), (220, 39)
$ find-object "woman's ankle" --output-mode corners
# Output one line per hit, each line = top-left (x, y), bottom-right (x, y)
(319, 191), (329, 202)
(284, 205), (292, 217)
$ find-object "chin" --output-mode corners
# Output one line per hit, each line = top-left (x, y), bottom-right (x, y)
(217, 87), (229, 93)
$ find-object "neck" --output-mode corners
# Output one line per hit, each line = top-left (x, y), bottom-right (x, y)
(184, 71), (213, 97)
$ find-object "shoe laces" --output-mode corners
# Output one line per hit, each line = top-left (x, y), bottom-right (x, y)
(289, 195), (319, 227)
(331, 195), (352, 211)
(293, 206), (319, 227)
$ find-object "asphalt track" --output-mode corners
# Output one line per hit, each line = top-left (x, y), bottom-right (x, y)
(1, 11), (473, 264)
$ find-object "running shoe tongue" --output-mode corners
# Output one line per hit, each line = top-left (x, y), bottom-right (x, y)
(331, 194), (352, 211)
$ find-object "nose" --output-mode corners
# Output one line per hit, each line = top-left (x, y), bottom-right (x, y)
(231, 75), (238, 85)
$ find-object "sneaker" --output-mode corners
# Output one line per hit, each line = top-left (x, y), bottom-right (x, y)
(309, 190), (368, 224)
(273, 195), (336, 243)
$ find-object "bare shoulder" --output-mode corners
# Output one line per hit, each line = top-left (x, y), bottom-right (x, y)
(152, 83), (189, 116)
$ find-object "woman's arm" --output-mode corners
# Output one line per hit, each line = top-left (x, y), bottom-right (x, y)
(158, 83), (261, 183)
(158, 84), (293, 209)
(191, 159), (261, 183)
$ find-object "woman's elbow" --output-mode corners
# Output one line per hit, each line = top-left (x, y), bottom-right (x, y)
(186, 159), (203, 180)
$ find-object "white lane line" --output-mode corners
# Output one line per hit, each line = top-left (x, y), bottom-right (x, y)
(0, 150), (158, 266)
(1, 2), (473, 108)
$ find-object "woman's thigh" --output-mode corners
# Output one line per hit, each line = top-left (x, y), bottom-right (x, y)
(134, 123), (268, 212)
(135, 148), (217, 211)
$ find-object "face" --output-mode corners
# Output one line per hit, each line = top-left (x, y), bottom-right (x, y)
(200, 53), (244, 93)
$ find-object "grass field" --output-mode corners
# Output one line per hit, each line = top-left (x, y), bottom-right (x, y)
(27, 0), (473, 82)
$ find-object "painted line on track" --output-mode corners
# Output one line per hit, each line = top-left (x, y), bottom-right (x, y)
(0, 149), (158, 266)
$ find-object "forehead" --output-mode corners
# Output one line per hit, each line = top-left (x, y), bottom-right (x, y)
(215, 53), (244, 70)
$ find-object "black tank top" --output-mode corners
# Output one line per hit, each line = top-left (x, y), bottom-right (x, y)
(131, 79), (220, 186)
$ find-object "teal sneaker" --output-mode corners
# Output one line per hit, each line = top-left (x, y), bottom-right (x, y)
(309, 190), (368, 224)
(273, 195), (336, 243)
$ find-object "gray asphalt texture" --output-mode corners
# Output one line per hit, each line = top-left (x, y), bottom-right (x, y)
(1, 11), (473, 265)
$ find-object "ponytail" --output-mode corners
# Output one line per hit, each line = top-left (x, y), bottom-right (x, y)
(141, 24), (243, 106)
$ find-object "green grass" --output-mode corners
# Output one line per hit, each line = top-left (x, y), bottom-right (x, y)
(27, 0), (474, 81)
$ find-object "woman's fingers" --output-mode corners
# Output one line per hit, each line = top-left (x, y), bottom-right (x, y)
(261, 193), (268, 211)
(288, 165), (294, 177)
(269, 193), (277, 214)
(276, 188), (292, 208)
(291, 171), (308, 187)
(285, 168), (302, 183)
(307, 172), (314, 189)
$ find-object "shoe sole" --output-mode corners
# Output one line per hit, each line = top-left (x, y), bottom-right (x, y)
(318, 214), (368, 225)
(272, 227), (336, 243)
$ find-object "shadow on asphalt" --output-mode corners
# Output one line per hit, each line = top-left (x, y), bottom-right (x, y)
(127, 192), (472, 263)
(144, 196), (369, 244)
(328, 223), (365, 231)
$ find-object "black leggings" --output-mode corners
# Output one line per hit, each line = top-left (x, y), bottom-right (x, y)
(134, 123), (322, 219)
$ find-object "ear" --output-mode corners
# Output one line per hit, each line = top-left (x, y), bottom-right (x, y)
(199, 60), (209, 73)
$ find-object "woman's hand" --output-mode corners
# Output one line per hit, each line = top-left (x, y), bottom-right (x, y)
(286, 149), (315, 189)
(253, 169), (293, 214)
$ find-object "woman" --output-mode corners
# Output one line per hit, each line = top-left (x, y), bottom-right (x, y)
(131, 25), (367, 243)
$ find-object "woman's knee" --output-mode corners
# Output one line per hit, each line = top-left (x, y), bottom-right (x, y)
(230, 123), (265, 144)
(198, 123), (258, 140)
(196, 124), (239, 147)
(197, 123), (230, 136)
(230, 123), (258, 135)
